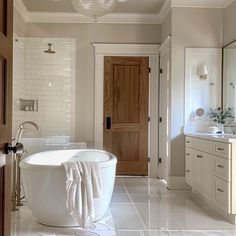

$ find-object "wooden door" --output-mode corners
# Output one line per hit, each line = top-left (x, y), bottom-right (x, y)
(0, 0), (13, 235)
(104, 56), (149, 175)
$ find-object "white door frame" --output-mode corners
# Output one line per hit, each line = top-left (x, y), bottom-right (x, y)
(93, 43), (160, 177)
(158, 36), (171, 182)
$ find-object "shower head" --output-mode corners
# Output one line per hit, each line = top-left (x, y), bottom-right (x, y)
(44, 43), (56, 54)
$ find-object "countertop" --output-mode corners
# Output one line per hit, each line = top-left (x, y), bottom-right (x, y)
(184, 132), (236, 142)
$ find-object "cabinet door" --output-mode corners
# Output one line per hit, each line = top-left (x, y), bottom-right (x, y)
(193, 151), (204, 192)
(203, 153), (213, 199)
(185, 147), (194, 186)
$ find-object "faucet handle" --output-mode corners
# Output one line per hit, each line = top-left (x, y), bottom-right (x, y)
(4, 143), (24, 155)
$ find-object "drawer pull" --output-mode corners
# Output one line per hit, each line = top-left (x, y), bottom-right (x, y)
(186, 141), (190, 143)
(217, 188), (224, 193)
(217, 147), (224, 151)
(217, 164), (224, 168)
(186, 153), (190, 156)
(197, 155), (203, 158)
(185, 170), (190, 173)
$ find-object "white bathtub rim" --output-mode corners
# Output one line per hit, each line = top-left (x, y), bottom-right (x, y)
(20, 149), (117, 170)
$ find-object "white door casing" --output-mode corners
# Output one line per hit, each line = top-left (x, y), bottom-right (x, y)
(158, 37), (171, 181)
(93, 43), (159, 177)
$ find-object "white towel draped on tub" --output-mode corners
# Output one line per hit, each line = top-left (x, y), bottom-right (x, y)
(62, 161), (102, 229)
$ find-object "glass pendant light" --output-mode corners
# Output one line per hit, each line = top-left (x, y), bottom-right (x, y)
(72, 0), (128, 20)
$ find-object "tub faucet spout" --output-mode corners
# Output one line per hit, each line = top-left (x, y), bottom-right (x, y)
(15, 121), (39, 144)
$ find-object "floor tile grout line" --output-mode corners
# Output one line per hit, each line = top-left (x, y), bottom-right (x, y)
(13, 177), (236, 235)
(121, 178), (148, 231)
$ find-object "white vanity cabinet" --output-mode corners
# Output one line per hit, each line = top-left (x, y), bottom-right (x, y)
(185, 134), (236, 218)
(185, 137), (212, 200)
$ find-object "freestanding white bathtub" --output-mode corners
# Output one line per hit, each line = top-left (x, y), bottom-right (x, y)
(20, 149), (117, 227)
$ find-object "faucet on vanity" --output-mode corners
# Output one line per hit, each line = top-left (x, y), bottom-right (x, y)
(226, 121), (236, 135)
(12, 121), (39, 211)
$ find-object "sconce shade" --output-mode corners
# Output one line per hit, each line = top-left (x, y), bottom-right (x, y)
(197, 64), (208, 80)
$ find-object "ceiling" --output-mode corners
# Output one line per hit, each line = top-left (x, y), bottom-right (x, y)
(16, 0), (235, 24)
(22, 0), (165, 14)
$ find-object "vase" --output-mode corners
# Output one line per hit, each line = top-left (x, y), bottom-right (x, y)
(218, 123), (224, 134)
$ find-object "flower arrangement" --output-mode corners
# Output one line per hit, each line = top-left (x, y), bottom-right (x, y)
(209, 107), (234, 124)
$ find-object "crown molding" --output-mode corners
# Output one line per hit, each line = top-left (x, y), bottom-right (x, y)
(159, 0), (171, 21)
(172, 0), (234, 8)
(27, 12), (162, 24)
(14, 0), (29, 21)
(14, 0), (170, 24)
(14, 0), (233, 24)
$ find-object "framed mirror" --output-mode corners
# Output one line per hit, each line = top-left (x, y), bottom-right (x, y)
(223, 40), (236, 121)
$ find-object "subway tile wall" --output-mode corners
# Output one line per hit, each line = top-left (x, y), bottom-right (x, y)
(13, 37), (76, 143)
(13, 36), (26, 130)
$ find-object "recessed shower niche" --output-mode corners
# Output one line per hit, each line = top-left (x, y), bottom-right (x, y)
(19, 99), (38, 111)
(185, 48), (222, 126)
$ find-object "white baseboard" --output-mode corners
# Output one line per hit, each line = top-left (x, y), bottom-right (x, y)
(192, 189), (236, 225)
(167, 176), (190, 190)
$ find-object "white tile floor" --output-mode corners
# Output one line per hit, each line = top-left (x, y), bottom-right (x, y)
(11, 177), (236, 235)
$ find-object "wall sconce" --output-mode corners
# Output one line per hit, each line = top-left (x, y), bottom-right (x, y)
(197, 64), (208, 80)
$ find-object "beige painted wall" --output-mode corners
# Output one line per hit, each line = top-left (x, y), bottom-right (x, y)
(170, 7), (223, 176)
(223, 1), (236, 45)
(13, 9), (26, 36)
(161, 10), (172, 43)
(26, 23), (161, 145)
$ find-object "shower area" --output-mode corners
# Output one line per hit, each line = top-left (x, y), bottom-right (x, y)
(13, 37), (86, 154)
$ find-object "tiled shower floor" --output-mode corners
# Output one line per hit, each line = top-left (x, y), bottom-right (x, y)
(11, 177), (236, 235)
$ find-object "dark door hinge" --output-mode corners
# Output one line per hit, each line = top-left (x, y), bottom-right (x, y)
(159, 117), (162, 123)
(159, 158), (162, 164)
(148, 67), (151, 73)
(148, 116), (150, 122)
(160, 68), (163, 74)
(148, 157), (150, 163)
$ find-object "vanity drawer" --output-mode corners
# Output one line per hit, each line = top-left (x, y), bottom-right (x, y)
(192, 138), (213, 153)
(186, 137), (193, 147)
(213, 176), (230, 213)
(213, 142), (231, 158)
(213, 156), (231, 182)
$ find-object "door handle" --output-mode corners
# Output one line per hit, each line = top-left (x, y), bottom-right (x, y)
(4, 143), (24, 155)
(106, 117), (111, 129)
